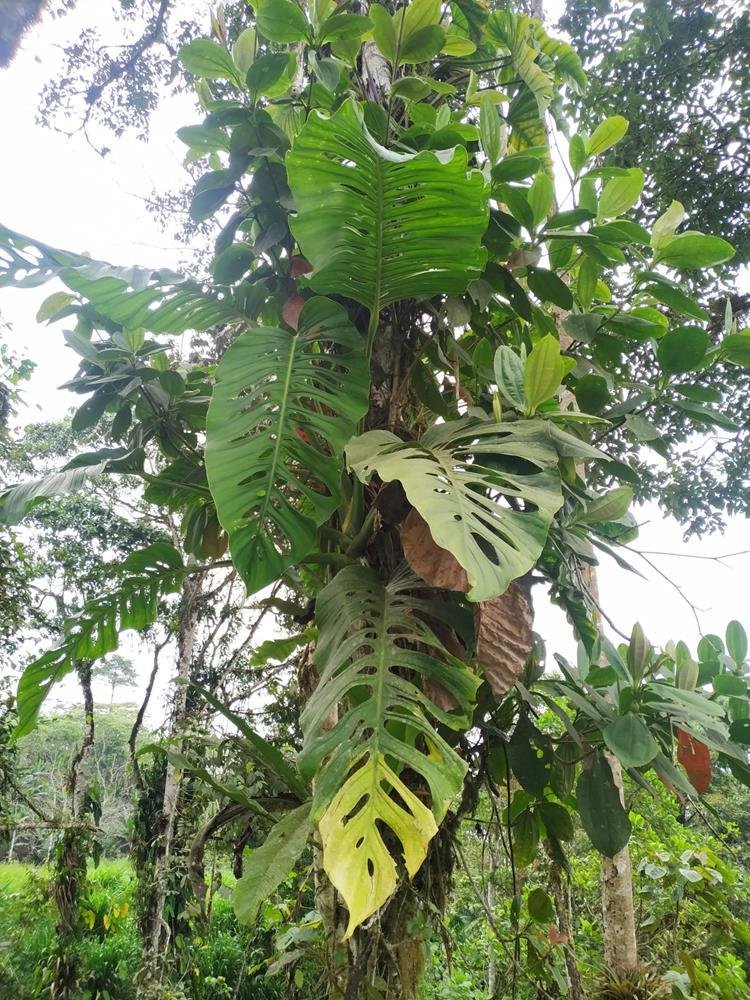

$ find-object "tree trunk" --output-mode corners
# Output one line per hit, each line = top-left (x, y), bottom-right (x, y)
(51, 661), (95, 1000)
(138, 573), (201, 990)
(600, 753), (639, 978)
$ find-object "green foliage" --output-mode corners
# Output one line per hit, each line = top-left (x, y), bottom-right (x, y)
(206, 297), (368, 595)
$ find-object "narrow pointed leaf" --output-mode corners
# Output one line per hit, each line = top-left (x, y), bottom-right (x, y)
(234, 804), (312, 925)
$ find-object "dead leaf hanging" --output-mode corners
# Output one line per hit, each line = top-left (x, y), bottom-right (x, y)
(475, 582), (533, 698)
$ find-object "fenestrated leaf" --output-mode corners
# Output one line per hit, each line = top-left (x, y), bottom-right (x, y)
(347, 417), (564, 602)
(577, 751), (631, 857)
(286, 98), (488, 318)
(205, 297), (369, 595)
(602, 714), (658, 769)
(299, 565), (479, 937)
(234, 804), (312, 925)
(14, 544), (185, 739)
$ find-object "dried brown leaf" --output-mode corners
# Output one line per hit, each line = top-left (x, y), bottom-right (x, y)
(400, 509), (468, 592)
(475, 582), (533, 697)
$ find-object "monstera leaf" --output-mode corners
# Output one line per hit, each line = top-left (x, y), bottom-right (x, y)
(205, 297), (368, 595)
(0, 225), (257, 333)
(347, 418), (564, 602)
(298, 565), (478, 936)
(14, 543), (185, 739)
(286, 99), (488, 320)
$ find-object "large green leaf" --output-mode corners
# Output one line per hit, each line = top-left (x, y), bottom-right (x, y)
(234, 803), (312, 925)
(486, 12), (553, 115)
(298, 565), (478, 937)
(205, 297), (368, 595)
(286, 99), (488, 319)
(0, 448), (144, 525)
(347, 418), (564, 602)
(0, 226), (256, 333)
(577, 751), (631, 857)
(14, 544), (185, 739)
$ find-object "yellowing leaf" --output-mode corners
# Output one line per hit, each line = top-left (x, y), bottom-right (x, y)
(319, 753), (437, 937)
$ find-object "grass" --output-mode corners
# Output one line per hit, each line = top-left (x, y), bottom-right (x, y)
(0, 857), (132, 894)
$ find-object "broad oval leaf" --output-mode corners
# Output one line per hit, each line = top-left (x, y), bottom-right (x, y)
(524, 334), (564, 412)
(586, 115), (628, 158)
(657, 326), (709, 374)
(655, 232), (735, 270)
(287, 99), (488, 318)
(299, 565), (478, 937)
(493, 345), (526, 409)
(205, 297), (369, 595)
(577, 751), (631, 857)
(256, 0), (310, 43)
(179, 39), (242, 83)
(597, 167), (644, 219)
(347, 418), (564, 602)
(602, 714), (658, 769)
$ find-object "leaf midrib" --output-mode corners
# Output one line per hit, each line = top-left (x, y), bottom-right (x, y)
(253, 334), (299, 546)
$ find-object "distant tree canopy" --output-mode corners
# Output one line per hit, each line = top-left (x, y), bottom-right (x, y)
(0, 0), (47, 66)
(561, 0), (750, 289)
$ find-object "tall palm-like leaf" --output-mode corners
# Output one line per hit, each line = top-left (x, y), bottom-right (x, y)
(347, 418), (565, 602)
(205, 297), (368, 595)
(14, 543), (185, 738)
(286, 99), (488, 321)
(299, 564), (478, 937)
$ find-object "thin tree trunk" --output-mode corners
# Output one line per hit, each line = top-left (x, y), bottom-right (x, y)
(487, 844), (498, 998)
(139, 573), (201, 988)
(600, 753), (639, 978)
(548, 858), (584, 1000)
(51, 661), (95, 1000)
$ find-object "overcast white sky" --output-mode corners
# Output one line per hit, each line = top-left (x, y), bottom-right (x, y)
(0, 0), (748, 722)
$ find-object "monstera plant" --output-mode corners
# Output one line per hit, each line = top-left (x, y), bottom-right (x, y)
(1, 0), (749, 996)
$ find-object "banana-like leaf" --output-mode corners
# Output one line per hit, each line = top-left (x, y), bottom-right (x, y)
(347, 418), (564, 602)
(234, 803), (312, 925)
(286, 99), (488, 318)
(205, 297), (368, 595)
(486, 12), (554, 115)
(13, 543), (185, 739)
(0, 225), (257, 333)
(299, 565), (478, 937)
(0, 448), (144, 525)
